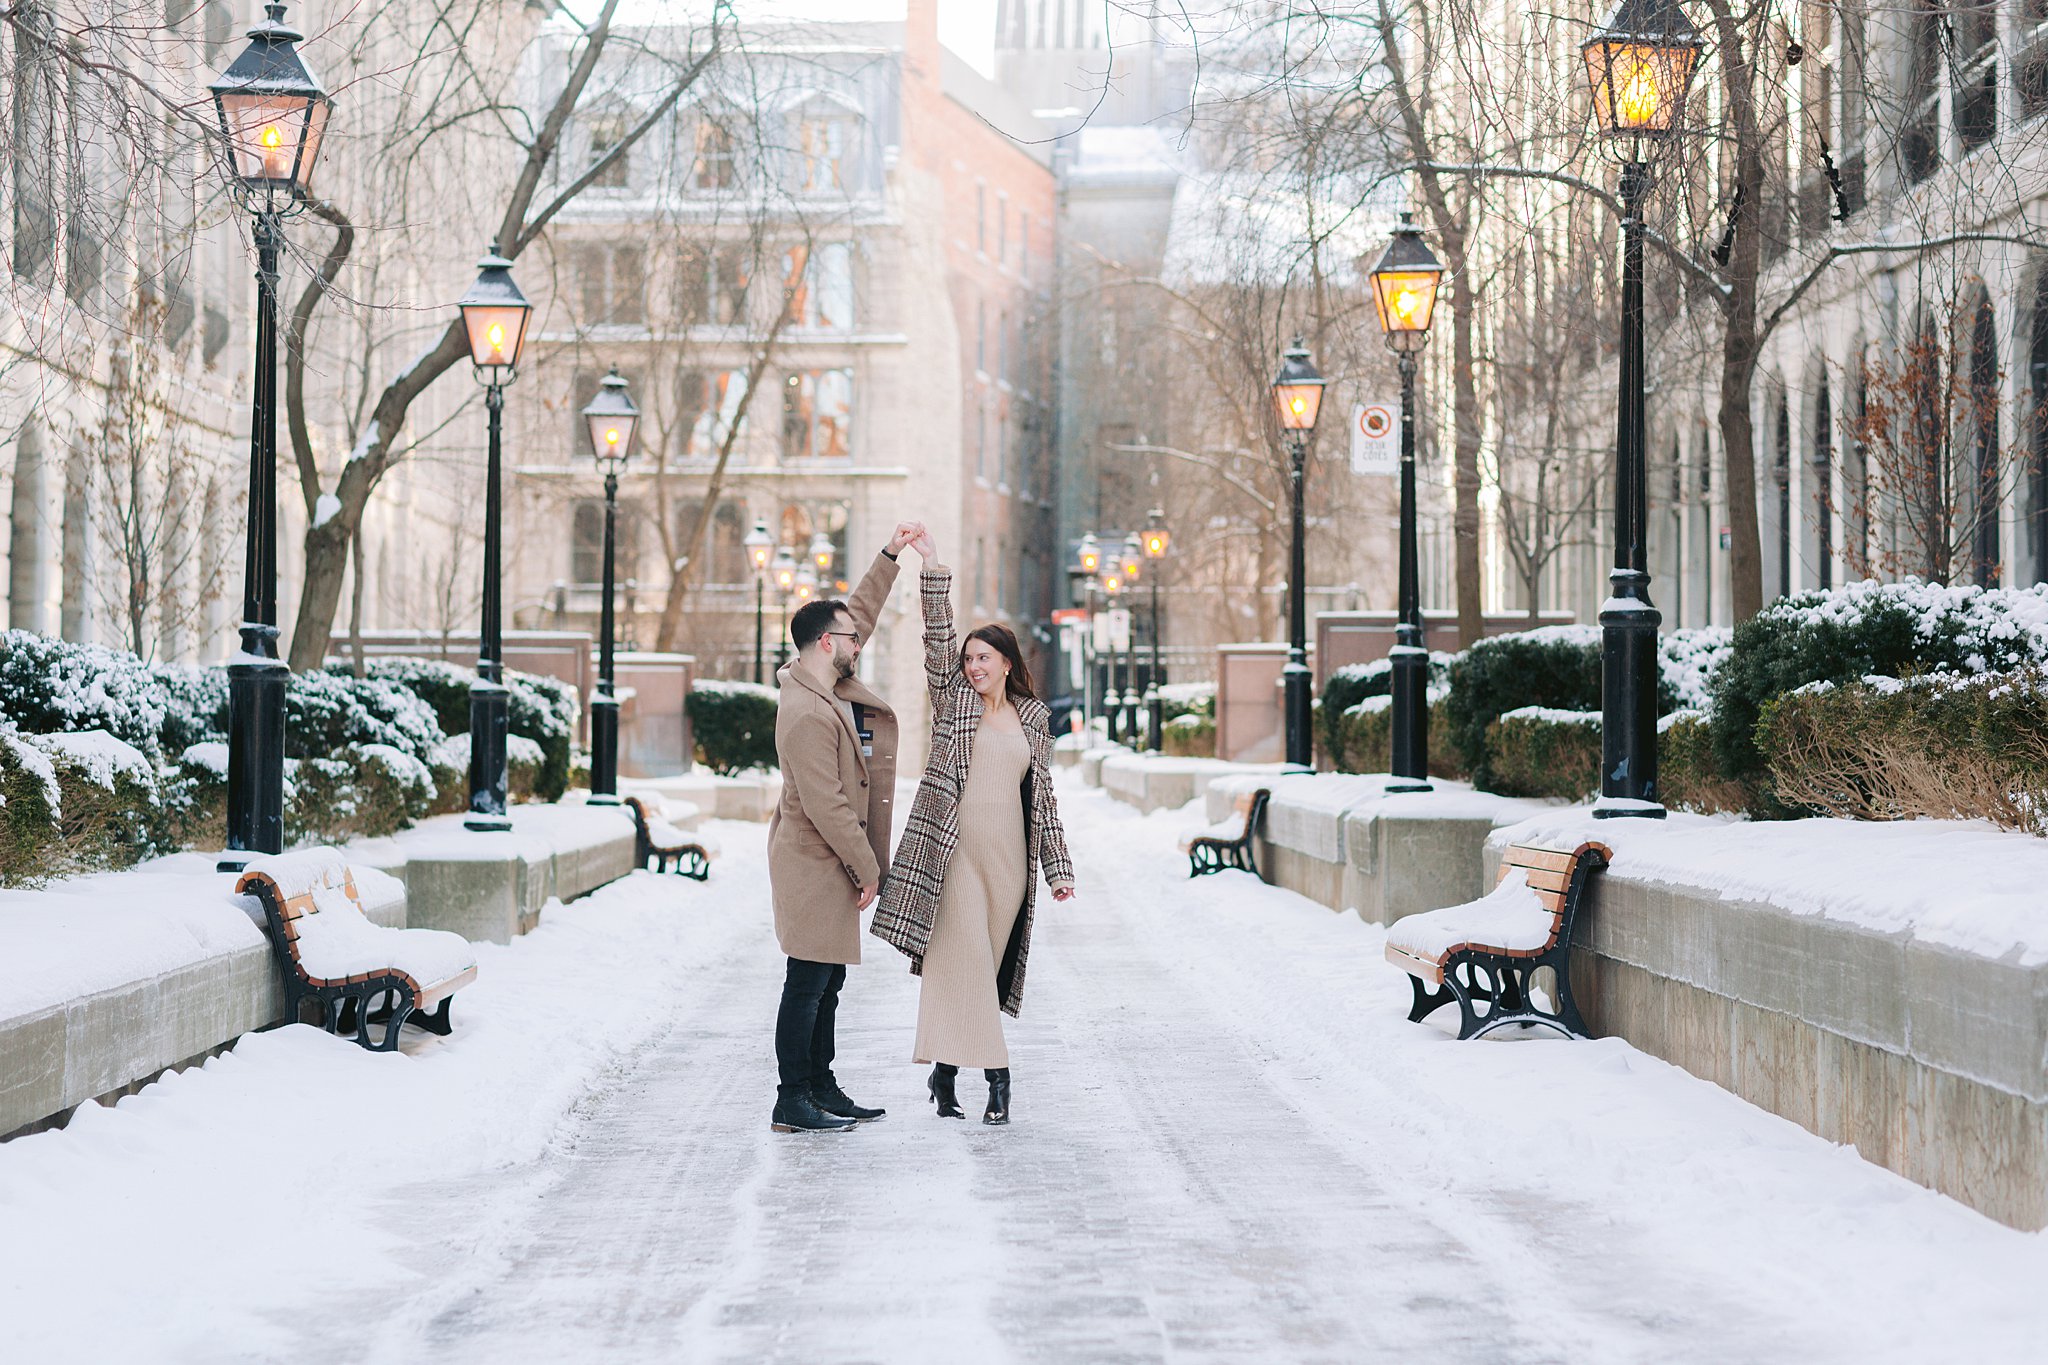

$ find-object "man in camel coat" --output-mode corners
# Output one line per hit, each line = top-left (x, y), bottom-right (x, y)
(767, 521), (920, 1133)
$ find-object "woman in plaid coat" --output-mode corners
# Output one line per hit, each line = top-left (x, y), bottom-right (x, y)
(871, 530), (1075, 1125)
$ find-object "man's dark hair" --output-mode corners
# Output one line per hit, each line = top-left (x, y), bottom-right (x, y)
(790, 597), (850, 650)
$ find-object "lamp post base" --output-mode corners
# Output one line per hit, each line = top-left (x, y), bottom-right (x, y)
(219, 624), (289, 874)
(1282, 658), (1313, 770)
(589, 693), (622, 803)
(1597, 568), (1666, 819)
(466, 680), (511, 832)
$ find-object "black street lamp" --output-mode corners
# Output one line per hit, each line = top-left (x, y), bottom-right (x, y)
(581, 367), (639, 803)
(1101, 570), (1126, 743)
(1141, 511), (1170, 751)
(771, 546), (798, 677)
(456, 244), (533, 832)
(1270, 341), (1326, 770)
(1118, 535), (1145, 743)
(207, 3), (331, 871)
(1582, 0), (1702, 818)
(745, 520), (773, 683)
(1076, 535), (1102, 735)
(1369, 215), (1445, 793)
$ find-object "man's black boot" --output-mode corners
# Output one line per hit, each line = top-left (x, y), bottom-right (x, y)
(928, 1063), (965, 1119)
(982, 1068), (1011, 1126)
(813, 1072), (886, 1122)
(771, 1089), (856, 1133)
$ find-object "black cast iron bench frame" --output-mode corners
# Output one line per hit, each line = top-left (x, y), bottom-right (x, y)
(1181, 787), (1270, 880)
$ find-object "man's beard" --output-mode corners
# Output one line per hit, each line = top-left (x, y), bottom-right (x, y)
(833, 652), (856, 681)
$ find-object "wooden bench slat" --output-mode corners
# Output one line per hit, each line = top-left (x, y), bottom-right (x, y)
(1514, 865), (1575, 894)
(1502, 847), (1581, 876)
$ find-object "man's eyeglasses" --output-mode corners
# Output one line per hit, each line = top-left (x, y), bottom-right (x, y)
(826, 630), (861, 646)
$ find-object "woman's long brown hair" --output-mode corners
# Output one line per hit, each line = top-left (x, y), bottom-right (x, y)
(962, 623), (1036, 703)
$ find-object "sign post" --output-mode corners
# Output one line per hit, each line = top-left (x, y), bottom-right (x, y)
(1349, 401), (1399, 475)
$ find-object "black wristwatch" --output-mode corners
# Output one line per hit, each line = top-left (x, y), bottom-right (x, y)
(882, 547), (900, 561)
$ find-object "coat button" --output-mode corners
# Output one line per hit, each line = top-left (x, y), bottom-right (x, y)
(861, 779), (869, 787)
(859, 819), (867, 829)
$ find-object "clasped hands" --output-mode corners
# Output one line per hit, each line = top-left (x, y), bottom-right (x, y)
(886, 522), (939, 562)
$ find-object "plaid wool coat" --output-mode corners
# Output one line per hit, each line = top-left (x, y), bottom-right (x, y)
(871, 568), (1075, 1016)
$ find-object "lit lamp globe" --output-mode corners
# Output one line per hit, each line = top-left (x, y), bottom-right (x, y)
(1271, 342), (1326, 434)
(745, 520), (774, 574)
(809, 531), (835, 573)
(582, 367), (639, 475)
(1142, 514), (1169, 560)
(208, 3), (331, 206)
(1369, 216), (1445, 355)
(1078, 533), (1101, 577)
(456, 244), (533, 385)
(773, 547), (798, 595)
(794, 566), (818, 603)
(1582, 0), (1704, 149)
(1120, 536), (1142, 583)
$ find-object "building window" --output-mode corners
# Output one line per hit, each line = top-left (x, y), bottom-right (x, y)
(997, 191), (1009, 265)
(976, 182), (986, 253)
(677, 243), (750, 325)
(587, 114), (631, 188)
(677, 499), (748, 583)
(575, 243), (645, 325)
(693, 120), (736, 191)
(675, 368), (751, 461)
(571, 499), (641, 586)
(1019, 215), (1031, 285)
(2032, 279), (2048, 582)
(976, 296), (987, 373)
(798, 116), (850, 192)
(1775, 391), (1792, 600)
(783, 241), (854, 329)
(1902, 4), (1941, 184)
(11, 9), (56, 285)
(781, 369), (853, 459)
(2022, 0), (2048, 121)
(1954, 3), (1999, 153)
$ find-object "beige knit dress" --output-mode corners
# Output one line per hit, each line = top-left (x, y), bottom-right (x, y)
(912, 716), (1032, 1068)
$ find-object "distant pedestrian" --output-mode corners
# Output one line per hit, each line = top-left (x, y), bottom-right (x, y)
(871, 528), (1075, 1126)
(766, 521), (922, 1133)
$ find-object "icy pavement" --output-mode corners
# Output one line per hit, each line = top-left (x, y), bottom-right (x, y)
(6, 774), (2048, 1363)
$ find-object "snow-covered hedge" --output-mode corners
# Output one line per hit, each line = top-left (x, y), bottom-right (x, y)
(1758, 667), (2048, 832)
(1484, 708), (1602, 801)
(349, 658), (577, 801)
(1156, 681), (1216, 724)
(1160, 710), (1216, 758)
(687, 679), (779, 775)
(1710, 579), (2048, 812)
(1332, 692), (1464, 780)
(1319, 652), (1456, 770)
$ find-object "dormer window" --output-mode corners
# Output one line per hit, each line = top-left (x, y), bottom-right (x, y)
(588, 113), (630, 189)
(694, 120), (735, 191)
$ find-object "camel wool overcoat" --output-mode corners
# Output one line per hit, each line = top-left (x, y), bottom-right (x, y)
(767, 551), (902, 965)
(871, 568), (1075, 1016)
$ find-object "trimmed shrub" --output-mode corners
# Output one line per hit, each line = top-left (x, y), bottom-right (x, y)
(1658, 710), (1753, 814)
(285, 743), (436, 843)
(1161, 712), (1215, 757)
(344, 659), (578, 802)
(687, 679), (780, 775)
(1711, 581), (2048, 808)
(1484, 708), (1602, 800)
(1320, 653), (1456, 772)
(1444, 627), (1604, 789)
(1333, 692), (1466, 779)
(0, 730), (62, 886)
(1758, 670), (2048, 831)
(1158, 681), (1215, 724)
(431, 731), (545, 806)
(287, 671), (445, 767)
(29, 730), (169, 871)
(166, 742), (231, 849)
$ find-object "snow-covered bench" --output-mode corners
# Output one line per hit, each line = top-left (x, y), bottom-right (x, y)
(1384, 839), (1610, 1039)
(1178, 788), (1270, 880)
(236, 849), (478, 1052)
(624, 795), (718, 881)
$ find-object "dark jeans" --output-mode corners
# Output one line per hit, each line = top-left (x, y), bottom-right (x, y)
(775, 957), (846, 1099)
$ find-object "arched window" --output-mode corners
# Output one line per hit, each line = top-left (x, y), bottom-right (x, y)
(1776, 389), (1793, 599)
(2030, 274), (2048, 583)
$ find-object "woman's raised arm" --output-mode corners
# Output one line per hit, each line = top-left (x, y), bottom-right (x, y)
(918, 560), (959, 701)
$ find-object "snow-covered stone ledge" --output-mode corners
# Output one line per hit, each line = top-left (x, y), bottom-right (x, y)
(1194, 771), (1549, 925)
(1, 802), (638, 1139)
(1096, 752), (1282, 814)
(1489, 810), (2048, 1232)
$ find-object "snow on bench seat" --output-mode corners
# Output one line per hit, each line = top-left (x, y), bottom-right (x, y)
(236, 848), (477, 1050)
(1384, 867), (1555, 977)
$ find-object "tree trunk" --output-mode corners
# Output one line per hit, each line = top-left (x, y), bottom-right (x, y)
(1708, 0), (1767, 621)
(1451, 254), (1485, 645)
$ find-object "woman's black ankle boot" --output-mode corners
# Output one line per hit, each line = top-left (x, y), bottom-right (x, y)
(982, 1068), (1011, 1125)
(928, 1063), (964, 1119)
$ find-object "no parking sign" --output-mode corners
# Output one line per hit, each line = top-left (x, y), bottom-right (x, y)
(1349, 401), (1399, 475)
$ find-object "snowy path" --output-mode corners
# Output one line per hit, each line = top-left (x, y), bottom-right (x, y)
(7, 773), (2048, 1362)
